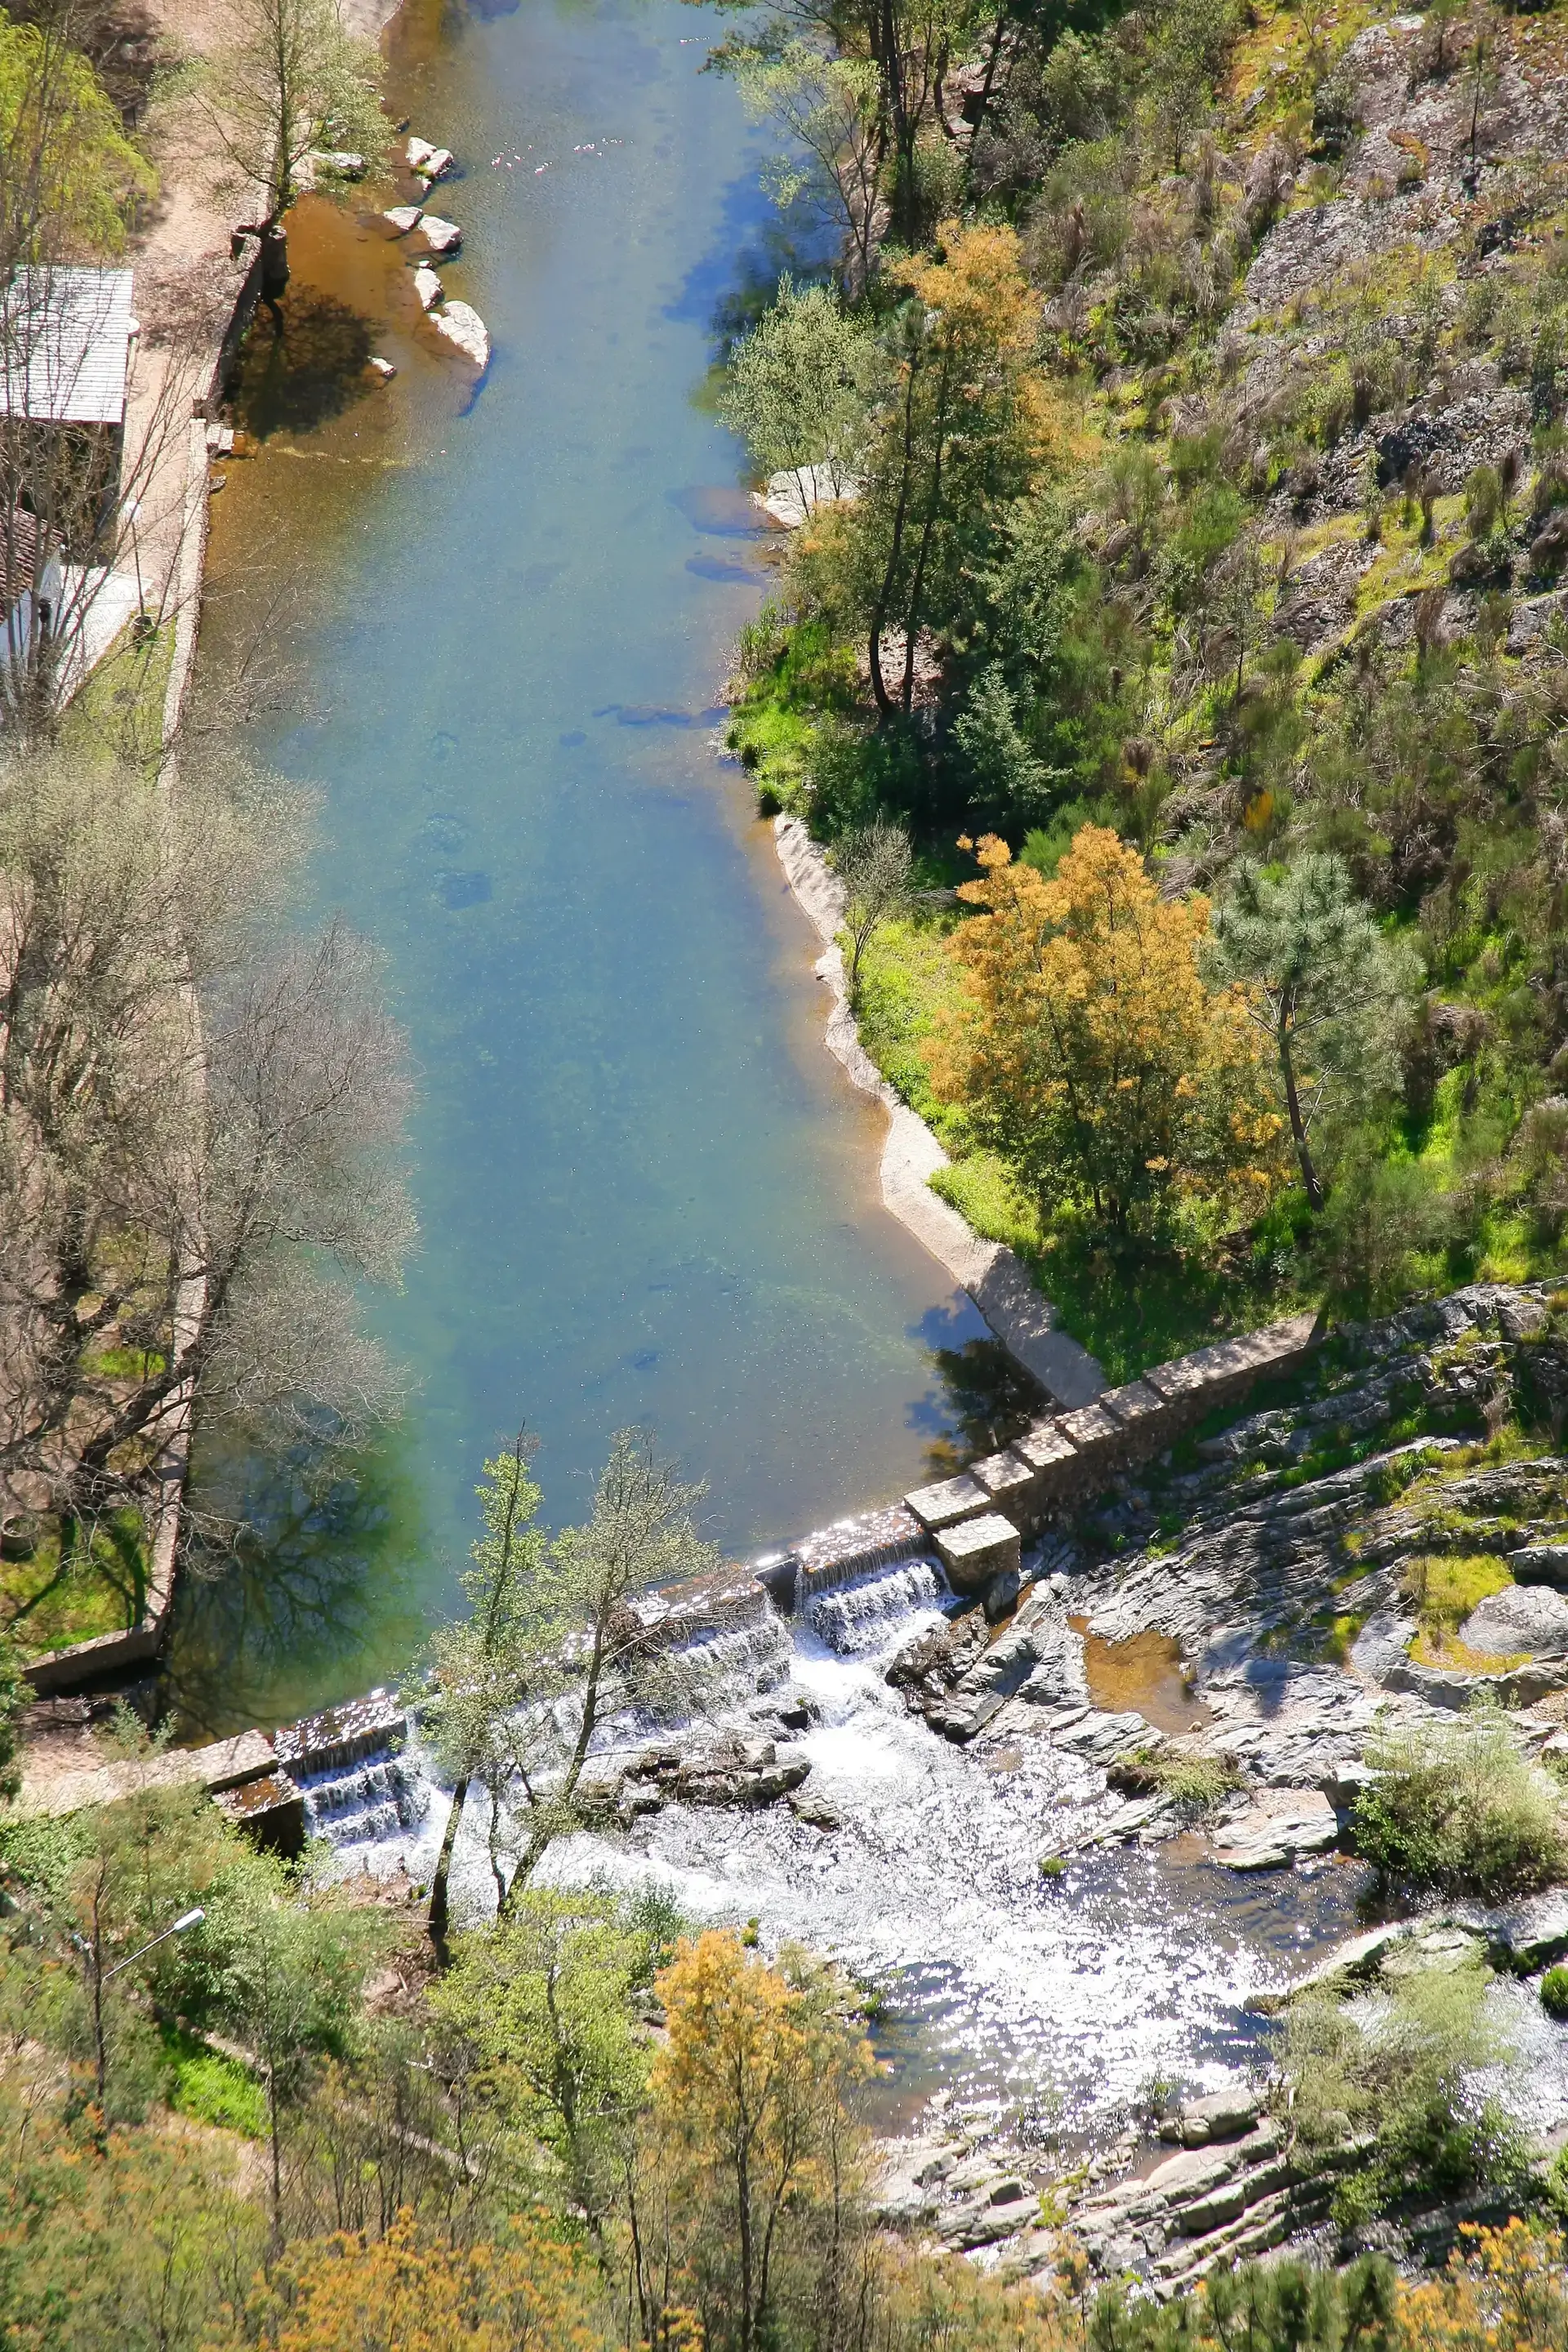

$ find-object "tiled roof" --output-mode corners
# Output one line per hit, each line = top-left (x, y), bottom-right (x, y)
(1, 507), (45, 604)
(0, 267), (136, 425)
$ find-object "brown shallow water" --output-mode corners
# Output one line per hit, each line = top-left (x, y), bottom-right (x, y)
(1071, 1621), (1214, 1736)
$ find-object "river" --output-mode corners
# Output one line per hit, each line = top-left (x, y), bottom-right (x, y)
(171, 0), (1008, 1735)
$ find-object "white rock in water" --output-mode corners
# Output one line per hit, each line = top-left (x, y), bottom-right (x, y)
(755, 461), (860, 529)
(368, 355), (397, 380)
(416, 214), (462, 255)
(316, 149), (366, 177)
(430, 301), (489, 370)
(381, 204), (423, 235)
(405, 135), (437, 169)
(412, 265), (443, 311)
(416, 146), (453, 181)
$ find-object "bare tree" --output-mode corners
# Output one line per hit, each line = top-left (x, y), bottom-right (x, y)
(834, 819), (912, 1004)
(198, 0), (386, 237)
(422, 1430), (718, 1931)
(0, 741), (412, 1553)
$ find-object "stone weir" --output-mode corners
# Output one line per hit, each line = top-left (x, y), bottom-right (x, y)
(15, 1307), (1318, 1842)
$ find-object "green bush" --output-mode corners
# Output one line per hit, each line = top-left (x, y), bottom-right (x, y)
(1281, 1958), (1526, 2221)
(1543, 1966), (1568, 2021)
(1352, 1701), (1566, 1899)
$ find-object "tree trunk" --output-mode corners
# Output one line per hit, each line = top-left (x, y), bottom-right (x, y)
(427, 1772), (470, 1949)
(1278, 1021), (1324, 1210)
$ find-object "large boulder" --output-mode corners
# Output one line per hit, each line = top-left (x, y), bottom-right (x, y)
(430, 301), (489, 370)
(415, 214), (463, 256)
(1211, 1788), (1338, 1870)
(1460, 1582), (1568, 1657)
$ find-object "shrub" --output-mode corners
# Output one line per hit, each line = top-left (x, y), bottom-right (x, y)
(1352, 1701), (1566, 1898)
(1107, 1748), (1243, 1808)
(1543, 1966), (1568, 2020)
(1281, 1958), (1526, 2221)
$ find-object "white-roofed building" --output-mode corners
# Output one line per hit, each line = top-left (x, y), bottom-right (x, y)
(1, 267), (137, 555)
(1, 266), (136, 425)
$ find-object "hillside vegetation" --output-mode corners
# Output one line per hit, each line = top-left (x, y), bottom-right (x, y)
(716, 0), (1568, 1370)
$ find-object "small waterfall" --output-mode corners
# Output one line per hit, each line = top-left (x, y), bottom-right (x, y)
(644, 1615), (796, 1714)
(808, 1558), (949, 1655)
(298, 1754), (430, 1846)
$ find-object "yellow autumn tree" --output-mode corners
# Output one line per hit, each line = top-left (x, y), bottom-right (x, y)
(933, 826), (1284, 1238)
(245, 2209), (603, 2352)
(853, 220), (1054, 720)
(629, 1931), (874, 2352)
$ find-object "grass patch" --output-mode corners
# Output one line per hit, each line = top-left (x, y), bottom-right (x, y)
(1352, 1702), (1566, 1900)
(160, 2025), (267, 2140)
(1108, 1748), (1244, 1809)
(0, 1510), (149, 1659)
(724, 617), (854, 815)
(1402, 1551), (1514, 1627)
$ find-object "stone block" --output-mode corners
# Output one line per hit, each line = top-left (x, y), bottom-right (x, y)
(905, 1474), (990, 1532)
(1015, 1418), (1077, 1472)
(1056, 1402), (1122, 1457)
(794, 1504), (924, 1598)
(274, 1694), (404, 1777)
(936, 1512), (1022, 1596)
(1098, 1379), (1168, 1428)
(970, 1448), (1036, 1508)
(626, 1569), (771, 1647)
(216, 1769), (305, 1858)
(1145, 1352), (1211, 1404)
(1183, 1313), (1320, 1390)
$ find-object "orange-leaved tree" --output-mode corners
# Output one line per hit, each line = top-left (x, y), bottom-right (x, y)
(1394, 2218), (1568, 2350)
(629, 1930), (874, 2352)
(933, 826), (1285, 1237)
(244, 2208), (602, 2352)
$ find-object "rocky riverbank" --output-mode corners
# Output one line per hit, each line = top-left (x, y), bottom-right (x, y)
(111, 1276), (1562, 2288)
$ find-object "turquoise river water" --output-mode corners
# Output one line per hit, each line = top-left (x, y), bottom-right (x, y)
(171, 0), (1004, 1732)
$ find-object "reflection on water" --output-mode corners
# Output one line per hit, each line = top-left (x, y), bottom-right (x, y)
(179, 0), (1006, 1724)
(167, 1433), (427, 1738)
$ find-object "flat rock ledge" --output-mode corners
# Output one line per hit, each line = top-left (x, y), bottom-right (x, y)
(575, 1734), (812, 1828)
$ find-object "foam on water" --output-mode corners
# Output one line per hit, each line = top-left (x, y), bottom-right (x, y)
(310, 1569), (1366, 2143)
(808, 1559), (949, 1654)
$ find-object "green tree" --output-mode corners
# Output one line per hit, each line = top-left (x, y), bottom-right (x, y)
(422, 1429), (546, 1947)
(1206, 853), (1412, 1211)
(951, 664), (1053, 825)
(834, 817), (912, 1004)
(430, 1888), (659, 2237)
(852, 222), (1046, 719)
(0, 10), (156, 267)
(720, 276), (871, 519)
(200, 0), (384, 235)
(220, 1881), (386, 2253)
(426, 1430), (718, 1927)
(726, 48), (884, 294)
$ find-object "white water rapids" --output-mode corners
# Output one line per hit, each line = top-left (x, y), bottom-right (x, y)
(314, 1561), (1375, 2147)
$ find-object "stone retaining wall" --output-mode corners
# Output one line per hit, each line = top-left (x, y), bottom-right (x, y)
(749, 1308), (1322, 1617)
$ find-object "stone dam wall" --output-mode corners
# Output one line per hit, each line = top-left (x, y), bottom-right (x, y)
(16, 1306), (1320, 1835)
